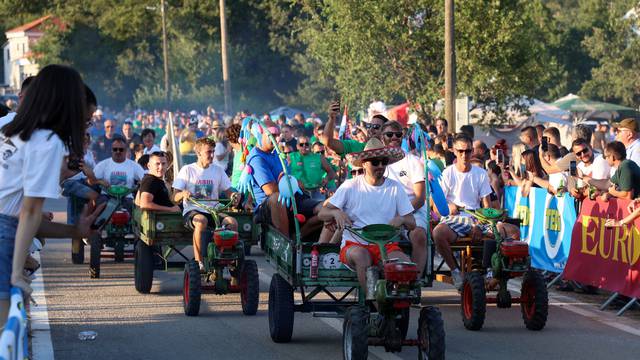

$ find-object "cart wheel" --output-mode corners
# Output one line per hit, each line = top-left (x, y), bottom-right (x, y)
(134, 241), (154, 294)
(497, 288), (512, 309)
(71, 237), (84, 265)
(183, 260), (202, 316)
(343, 306), (369, 360)
(268, 274), (294, 342)
(240, 260), (259, 315)
(418, 306), (446, 360)
(89, 235), (101, 279)
(398, 307), (410, 340)
(114, 240), (125, 263)
(461, 272), (486, 331)
(521, 270), (548, 331)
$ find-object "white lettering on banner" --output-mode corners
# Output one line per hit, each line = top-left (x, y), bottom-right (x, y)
(543, 193), (562, 259)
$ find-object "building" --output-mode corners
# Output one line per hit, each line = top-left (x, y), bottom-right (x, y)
(2, 15), (63, 90)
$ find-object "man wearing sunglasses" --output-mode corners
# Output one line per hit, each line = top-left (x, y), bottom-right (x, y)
(433, 134), (519, 290)
(320, 101), (387, 156)
(288, 136), (336, 201)
(318, 138), (415, 291)
(379, 121), (429, 278)
(613, 118), (640, 167)
(93, 137), (145, 207)
(569, 138), (611, 197)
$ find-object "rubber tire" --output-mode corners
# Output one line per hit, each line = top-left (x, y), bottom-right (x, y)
(521, 270), (548, 331)
(398, 307), (410, 340)
(268, 274), (294, 343)
(71, 238), (84, 264)
(183, 260), (202, 316)
(418, 306), (446, 360)
(496, 288), (512, 309)
(244, 242), (252, 256)
(342, 306), (369, 360)
(461, 272), (486, 331)
(89, 235), (101, 279)
(114, 240), (125, 263)
(134, 241), (154, 294)
(240, 260), (259, 315)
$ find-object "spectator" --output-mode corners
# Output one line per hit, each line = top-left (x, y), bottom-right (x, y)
(519, 126), (540, 153)
(603, 141), (640, 200)
(288, 135), (336, 201)
(435, 118), (448, 135)
(486, 160), (505, 207)
(460, 124), (475, 139)
(473, 140), (489, 161)
(211, 121), (231, 172)
(280, 124), (297, 151)
(570, 138), (611, 198)
(542, 127), (569, 156)
(141, 128), (161, 155)
(540, 124), (592, 175)
(322, 102), (387, 155)
(179, 118), (203, 154)
(613, 118), (640, 167)
(225, 124), (244, 190)
(592, 122), (608, 153)
(529, 144), (568, 195)
(92, 118), (118, 161)
(535, 124), (546, 143)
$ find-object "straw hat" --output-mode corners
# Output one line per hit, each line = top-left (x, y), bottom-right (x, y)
(347, 138), (404, 167)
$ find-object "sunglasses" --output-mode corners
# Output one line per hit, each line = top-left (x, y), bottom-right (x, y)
(367, 158), (389, 166)
(351, 169), (364, 176)
(455, 148), (473, 155)
(383, 132), (403, 139)
(364, 123), (381, 130)
(112, 148), (126, 153)
(574, 148), (590, 157)
(298, 143), (309, 147)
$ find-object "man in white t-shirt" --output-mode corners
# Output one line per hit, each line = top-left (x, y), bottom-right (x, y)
(173, 137), (238, 270)
(613, 118), (640, 167)
(319, 138), (415, 290)
(433, 134), (519, 289)
(141, 128), (161, 155)
(380, 121), (428, 277)
(530, 144), (568, 195)
(569, 138), (611, 197)
(93, 137), (145, 207)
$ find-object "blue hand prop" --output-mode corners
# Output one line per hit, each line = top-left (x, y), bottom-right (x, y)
(251, 123), (264, 148)
(277, 175), (302, 208)
(401, 137), (410, 153)
(237, 165), (254, 194)
(239, 117), (253, 144)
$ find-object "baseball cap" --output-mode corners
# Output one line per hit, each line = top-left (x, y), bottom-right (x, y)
(612, 118), (639, 132)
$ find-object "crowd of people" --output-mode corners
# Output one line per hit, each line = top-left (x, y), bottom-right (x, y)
(2, 64), (640, 328)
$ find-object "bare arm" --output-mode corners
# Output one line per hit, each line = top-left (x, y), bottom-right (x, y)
(173, 189), (191, 203)
(262, 181), (279, 196)
(12, 197), (45, 293)
(320, 102), (346, 155)
(318, 202), (352, 229)
(531, 175), (555, 194)
(411, 181), (426, 211)
(481, 195), (491, 209)
(321, 156), (337, 181)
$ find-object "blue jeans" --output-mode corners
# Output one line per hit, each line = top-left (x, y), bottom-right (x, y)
(0, 214), (18, 300)
(62, 179), (97, 225)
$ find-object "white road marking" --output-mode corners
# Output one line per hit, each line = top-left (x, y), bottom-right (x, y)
(31, 251), (55, 360)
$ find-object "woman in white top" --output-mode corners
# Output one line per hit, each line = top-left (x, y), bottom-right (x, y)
(0, 65), (100, 324)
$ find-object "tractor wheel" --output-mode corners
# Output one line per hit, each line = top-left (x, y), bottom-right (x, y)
(244, 242), (252, 256)
(71, 237), (85, 264)
(134, 240), (154, 294)
(240, 260), (259, 315)
(496, 289), (512, 309)
(521, 270), (548, 331)
(418, 306), (446, 360)
(398, 307), (410, 340)
(89, 235), (101, 279)
(342, 306), (369, 360)
(114, 240), (125, 263)
(183, 260), (202, 316)
(461, 272), (486, 331)
(268, 274), (294, 343)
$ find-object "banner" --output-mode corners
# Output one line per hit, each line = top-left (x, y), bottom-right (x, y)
(563, 199), (640, 299)
(504, 186), (577, 272)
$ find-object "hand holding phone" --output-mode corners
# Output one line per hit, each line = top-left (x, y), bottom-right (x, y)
(569, 161), (577, 177)
(446, 136), (453, 149)
(520, 164), (527, 180)
(497, 149), (504, 164)
(541, 136), (548, 152)
(328, 100), (340, 118)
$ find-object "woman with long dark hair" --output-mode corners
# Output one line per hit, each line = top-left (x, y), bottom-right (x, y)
(0, 65), (93, 322)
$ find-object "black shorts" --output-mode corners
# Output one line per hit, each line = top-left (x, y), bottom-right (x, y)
(183, 210), (229, 230)
(254, 193), (321, 224)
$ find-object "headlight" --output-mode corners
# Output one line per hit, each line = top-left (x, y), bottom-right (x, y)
(156, 222), (165, 231)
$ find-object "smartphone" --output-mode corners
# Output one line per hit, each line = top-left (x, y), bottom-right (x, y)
(90, 199), (119, 230)
(569, 160), (577, 177)
(496, 149), (504, 164)
(520, 164), (527, 180)
(67, 155), (81, 171)
(446, 136), (453, 149)
(541, 136), (548, 152)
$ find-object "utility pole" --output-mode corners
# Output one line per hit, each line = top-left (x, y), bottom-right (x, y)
(219, 0), (232, 115)
(161, 0), (170, 106)
(444, 0), (456, 131)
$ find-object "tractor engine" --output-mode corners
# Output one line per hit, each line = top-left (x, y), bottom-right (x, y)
(110, 210), (130, 227)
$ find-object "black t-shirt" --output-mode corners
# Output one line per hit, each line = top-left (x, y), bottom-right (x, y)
(139, 174), (173, 207)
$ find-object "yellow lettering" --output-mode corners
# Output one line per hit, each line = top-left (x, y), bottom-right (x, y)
(630, 226), (640, 266)
(598, 219), (613, 260)
(580, 216), (598, 256)
(611, 225), (628, 263)
(546, 209), (560, 232)
(517, 205), (530, 226)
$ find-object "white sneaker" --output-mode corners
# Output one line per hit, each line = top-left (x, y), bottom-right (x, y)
(451, 269), (464, 291)
(198, 261), (205, 272)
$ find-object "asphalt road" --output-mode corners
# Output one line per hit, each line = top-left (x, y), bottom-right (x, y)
(33, 198), (640, 360)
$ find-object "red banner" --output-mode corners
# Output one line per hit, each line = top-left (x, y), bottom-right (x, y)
(564, 198), (640, 298)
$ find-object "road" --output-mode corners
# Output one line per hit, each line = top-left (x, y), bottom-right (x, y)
(31, 198), (640, 360)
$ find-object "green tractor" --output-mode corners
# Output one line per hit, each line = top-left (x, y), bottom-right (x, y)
(89, 185), (136, 278)
(182, 198), (260, 317)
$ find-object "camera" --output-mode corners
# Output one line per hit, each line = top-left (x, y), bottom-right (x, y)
(67, 156), (82, 171)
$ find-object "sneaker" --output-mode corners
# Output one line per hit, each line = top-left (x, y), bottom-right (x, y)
(198, 261), (205, 272)
(451, 269), (464, 291)
(82, 238), (89, 246)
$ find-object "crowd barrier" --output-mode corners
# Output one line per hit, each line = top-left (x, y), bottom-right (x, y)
(504, 186), (639, 315)
(0, 288), (28, 360)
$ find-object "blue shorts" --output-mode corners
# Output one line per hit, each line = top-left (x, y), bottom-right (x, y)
(0, 214), (18, 300)
(439, 215), (490, 238)
(61, 179), (96, 199)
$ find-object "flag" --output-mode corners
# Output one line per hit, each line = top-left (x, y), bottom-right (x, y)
(338, 104), (348, 140)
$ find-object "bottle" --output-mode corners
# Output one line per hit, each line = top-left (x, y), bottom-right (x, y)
(556, 178), (565, 197)
(310, 246), (319, 279)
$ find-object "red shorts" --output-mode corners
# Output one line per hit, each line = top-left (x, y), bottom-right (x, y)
(339, 241), (402, 266)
